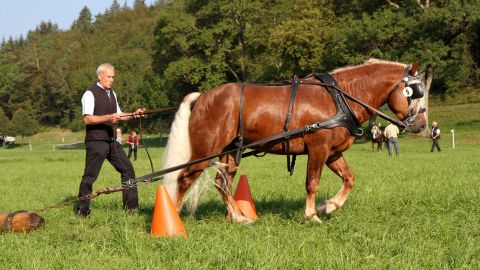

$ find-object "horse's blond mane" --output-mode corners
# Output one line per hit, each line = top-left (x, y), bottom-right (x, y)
(331, 58), (406, 74)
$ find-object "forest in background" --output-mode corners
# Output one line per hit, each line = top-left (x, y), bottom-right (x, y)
(0, 0), (479, 137)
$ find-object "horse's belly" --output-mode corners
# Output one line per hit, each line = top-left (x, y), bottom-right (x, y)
(250, 137), (307, 154)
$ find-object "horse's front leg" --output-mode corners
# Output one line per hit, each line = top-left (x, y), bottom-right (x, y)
(305, 147), (329, 222)
(317, 155), (355, 216)
(214, 154), (253, 224)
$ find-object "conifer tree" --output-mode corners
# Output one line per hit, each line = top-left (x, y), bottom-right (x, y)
(72, 6), (93, 32)
(9, 108), (38, 139)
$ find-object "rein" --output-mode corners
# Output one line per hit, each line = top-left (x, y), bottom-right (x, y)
(119, 107), (179, 120)
(297, 81), (409, 130)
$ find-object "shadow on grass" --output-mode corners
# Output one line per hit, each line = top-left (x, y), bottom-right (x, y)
(139, 195), (330, 222)
(62, 192), (331, 229)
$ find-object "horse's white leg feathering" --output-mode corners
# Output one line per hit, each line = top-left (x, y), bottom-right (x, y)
(162, 92), (201, 203)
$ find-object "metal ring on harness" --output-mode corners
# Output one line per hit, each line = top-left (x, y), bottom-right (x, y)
(355, 128), (364, 137)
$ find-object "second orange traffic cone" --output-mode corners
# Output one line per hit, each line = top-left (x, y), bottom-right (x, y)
(151, 185), (187, 239)
(233, 175), (258, 220)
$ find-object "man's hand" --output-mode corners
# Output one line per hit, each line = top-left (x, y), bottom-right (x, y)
(118, 108), (147, 121)
(111, 113), (121, 124)
(133, 108), (146, 119)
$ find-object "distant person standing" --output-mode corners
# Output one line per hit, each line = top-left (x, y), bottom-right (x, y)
(384, 122), (400, 157)
(126, 131), (139, 161)
(430, 121), (441, 152)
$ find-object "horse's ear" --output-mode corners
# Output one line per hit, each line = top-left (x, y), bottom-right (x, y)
(409, 60), (420, 76)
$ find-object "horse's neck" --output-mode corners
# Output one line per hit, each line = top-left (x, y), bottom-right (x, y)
(335, 66), (402, 124)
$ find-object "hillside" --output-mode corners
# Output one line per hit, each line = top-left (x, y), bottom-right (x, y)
(1, 1), (479, 133)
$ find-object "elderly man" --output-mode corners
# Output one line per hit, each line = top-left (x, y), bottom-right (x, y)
(77, 63), (145, 217)
(384, 121), (400, 157)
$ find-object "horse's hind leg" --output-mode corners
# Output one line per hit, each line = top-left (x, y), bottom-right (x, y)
(317, 155), (355, 216)
(214, 154), (252, 223)
(175, 161), (211, 209)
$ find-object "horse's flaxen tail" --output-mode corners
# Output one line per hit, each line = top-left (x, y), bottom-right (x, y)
(162, 92), (201, 203)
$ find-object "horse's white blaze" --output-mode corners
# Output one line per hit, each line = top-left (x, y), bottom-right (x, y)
(409, 95), (425, 114)
(162, 92), (201, 203)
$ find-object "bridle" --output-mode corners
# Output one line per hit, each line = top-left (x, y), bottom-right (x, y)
(385, 66), (426, 130)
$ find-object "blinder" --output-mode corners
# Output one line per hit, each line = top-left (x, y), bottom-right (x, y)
(402, 76), (424, 99)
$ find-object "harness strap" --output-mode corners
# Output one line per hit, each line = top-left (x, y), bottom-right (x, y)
(284, 76), (300, 176)
(235, 82), (246, 165)
(313, 73), (362, 136)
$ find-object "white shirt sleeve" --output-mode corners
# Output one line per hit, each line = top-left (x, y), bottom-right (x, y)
(436, 128), (440, 135)
(81, 91), (95, 116)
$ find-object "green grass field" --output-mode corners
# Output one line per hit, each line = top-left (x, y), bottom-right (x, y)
(0, 103), (479, 269)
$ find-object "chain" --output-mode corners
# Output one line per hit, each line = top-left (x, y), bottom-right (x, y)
(33, 180), (151, 213)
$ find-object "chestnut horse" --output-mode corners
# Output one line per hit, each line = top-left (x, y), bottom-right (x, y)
(162, 59), (427, 223)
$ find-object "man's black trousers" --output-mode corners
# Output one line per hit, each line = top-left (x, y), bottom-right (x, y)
(78, 140), (138, 213)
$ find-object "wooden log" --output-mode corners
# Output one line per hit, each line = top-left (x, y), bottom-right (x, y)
(0, 211), (45, 233)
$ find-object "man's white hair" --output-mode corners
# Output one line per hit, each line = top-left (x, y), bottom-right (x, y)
(96, 63), (114, 75)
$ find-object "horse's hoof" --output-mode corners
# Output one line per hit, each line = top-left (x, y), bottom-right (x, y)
(305, 214), (322, 223)
(236, 217), (255, 225)
(231, 213), (254, 225)
(316, 204), (327, 216)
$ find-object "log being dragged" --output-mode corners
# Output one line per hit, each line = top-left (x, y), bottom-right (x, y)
(0, 211), (45, 233)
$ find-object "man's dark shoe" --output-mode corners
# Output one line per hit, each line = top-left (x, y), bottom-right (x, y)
(126, 208), (139, 214)
(76, 209), (91, 218)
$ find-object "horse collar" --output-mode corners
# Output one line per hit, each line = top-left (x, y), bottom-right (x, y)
(312, 73), (363, 136)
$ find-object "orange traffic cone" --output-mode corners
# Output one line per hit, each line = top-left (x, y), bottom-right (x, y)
(151, 185), (187, 239)
(233, 175), (258, 220)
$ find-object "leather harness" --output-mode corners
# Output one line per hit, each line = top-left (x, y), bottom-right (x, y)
(235, 73), (362, 174)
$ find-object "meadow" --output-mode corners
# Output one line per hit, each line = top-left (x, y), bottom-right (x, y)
(0, 103), (479, 269)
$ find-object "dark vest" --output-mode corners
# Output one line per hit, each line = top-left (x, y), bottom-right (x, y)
(85, 84), (118, 142)
(431, 127), (440, 140)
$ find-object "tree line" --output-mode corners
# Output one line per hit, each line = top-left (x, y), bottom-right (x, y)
(0, 0), (479, 137)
